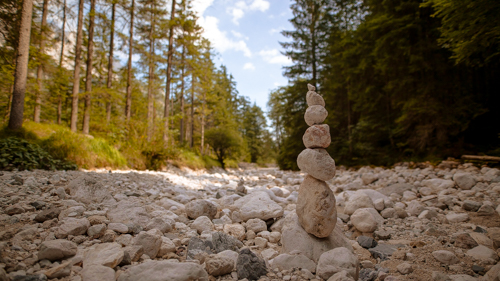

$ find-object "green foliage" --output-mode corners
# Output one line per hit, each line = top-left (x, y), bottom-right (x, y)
(0, 137), (77, 171)
(270, 0), (500, 169)
(142, 147), (179, 170)
(205, 127), (244, 169)
(424, 0), (500, 66)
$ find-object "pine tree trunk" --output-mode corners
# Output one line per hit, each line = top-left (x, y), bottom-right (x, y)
(83, 0), (96, 135)
(125, 0), (134, 120)
(70, 0), (85, 132)
(179, 45), (185, 144)
(34, 0), (48, 123)
(8, 0), (33, 130)
(106, 2), (115, 124)
(146, 5), (155, 142)
(200, 91), (205, 154)
(190, 75), (194, 148)
(57, 0), (66, 125)
(163, 0), (176, 143)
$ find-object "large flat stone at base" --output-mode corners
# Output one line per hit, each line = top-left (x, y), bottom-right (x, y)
(297, 175), (337, 238)
(280, 212), (352, 262)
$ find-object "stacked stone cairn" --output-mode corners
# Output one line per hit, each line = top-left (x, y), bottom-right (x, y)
(296, 84), (337, 238)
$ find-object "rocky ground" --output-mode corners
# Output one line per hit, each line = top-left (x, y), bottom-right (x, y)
(1, 161), (500, 281)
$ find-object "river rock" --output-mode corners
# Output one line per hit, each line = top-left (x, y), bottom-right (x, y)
(232, 191), (283, 221)
(236, 248), (267, 280)
(55, 218), (90, 239)
(271, 254), (317, 273)
(191, 216), (214, 234)
(34, 208), (61, 223)
(106, 200), (150, 228)
(117, 260), (209, 281)
(67, 174), (114, 204)
(81, 265), (115, 281)
(344, 191), (374, 215)
(281, 212), (353, 262)
(306, 86), (325, 106)
(304, 105), (328, 126)
(296, 175), (337, 238)
(205, 255), (234, 277)
(432, 250), (460, 265)
(316, 247), (359, 280)
(303, 125), (331, 148)
(350, 208), (383, 233)
(38, 239), (77, 261)
(245, 218), (267, 233)
(185, 199), (217, 220)
(133, 230), (162, 258)
(83, 242), (124, 268)
(297, 149), (336, 181)
(453, 173), (476, 190)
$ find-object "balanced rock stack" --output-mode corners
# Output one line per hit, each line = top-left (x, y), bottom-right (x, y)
(296, 84), (337, 238)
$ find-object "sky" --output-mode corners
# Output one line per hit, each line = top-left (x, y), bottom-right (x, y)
(191, 0), (294, 113)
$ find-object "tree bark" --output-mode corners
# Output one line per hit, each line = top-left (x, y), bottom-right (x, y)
(57, 0), (66, 125)
(125, 0), (134, 120)
(8, 0), (33, 130)
(106, 1), (115, 124)
(146, 3), (156, 142)
(70, 0), (85, 132)
(83, 0), (96, 135)
(163, 0), (176, 144)
(200, 91), (205, 154)
(190, 74), (194, 148)
(179, 45), (185, 144)
(34, 0), (48, 123)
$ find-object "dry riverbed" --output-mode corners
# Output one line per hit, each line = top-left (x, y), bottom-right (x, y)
(1, 162), (500, 281)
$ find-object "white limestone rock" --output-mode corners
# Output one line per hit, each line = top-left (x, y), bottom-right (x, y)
(303, 124), (331, 148)
(83, 242), (124, 268)
(296, 175), (337, 238)
(231, 191), (283, 221)
(344, 191), (374, 216)
(350, 208), (383, 233)
(117, 260), (209, 281)
(316, 247), (359, 280)
(281, 212), (353, 262)
(297, 148), (336, 181)
(304, 105), (328, 126)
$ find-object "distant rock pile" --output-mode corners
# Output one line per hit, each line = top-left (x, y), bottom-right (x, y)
(296, 84), (337, 238)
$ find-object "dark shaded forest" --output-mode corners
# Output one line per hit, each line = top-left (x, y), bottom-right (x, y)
(269, 0), (500, 169)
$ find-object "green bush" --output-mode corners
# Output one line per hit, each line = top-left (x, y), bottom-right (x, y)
(142, 147), (180, 170)
(0, 137), (77, 171)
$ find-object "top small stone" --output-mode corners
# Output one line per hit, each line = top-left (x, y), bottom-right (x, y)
(307, 84), (315, 91)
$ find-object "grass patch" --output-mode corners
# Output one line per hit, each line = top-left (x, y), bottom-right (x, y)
(1, 122), (127, 169)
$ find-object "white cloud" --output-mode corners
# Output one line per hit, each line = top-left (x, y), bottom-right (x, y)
(198, 16), (252, 57)
(191, 0), (215, 18)
(269, 28), (281, 35)
(227, 0), (270, 24)
(249, 0), (270, 11)
(243, 62), (255, 70)
(259, 49), (291, 64)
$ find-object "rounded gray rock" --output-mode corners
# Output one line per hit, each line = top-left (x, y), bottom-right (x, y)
(307, 91), (325, 107)
(297, 148), (336, 181)
(38, 239), (78, 261)
(185, 199), (217, 220)
(304, 105), (328, 126)
(303, 124), (331, 148)
(297, 175), (337, 238)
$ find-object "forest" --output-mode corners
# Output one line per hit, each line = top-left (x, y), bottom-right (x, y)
(269, 0), (500, 169)
(0, 0), (274, 169)
(1, 0), (499, 171)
